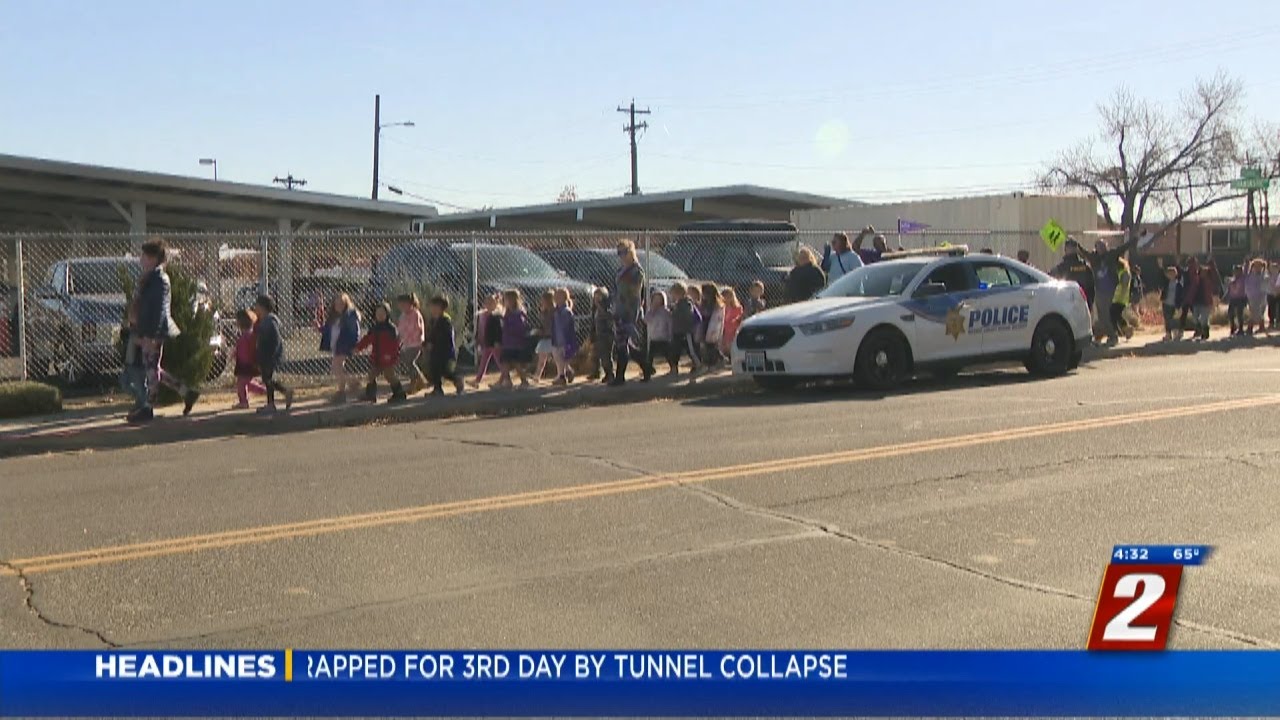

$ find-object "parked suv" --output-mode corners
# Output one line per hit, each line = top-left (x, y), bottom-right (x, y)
(662, 219), (800, 304)
(368, 240), (595, 354)
(26, 257), (228, 384)
(538, 248), (692, 296)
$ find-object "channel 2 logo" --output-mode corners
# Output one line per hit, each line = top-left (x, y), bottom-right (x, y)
(1086, 545), (1211, 651)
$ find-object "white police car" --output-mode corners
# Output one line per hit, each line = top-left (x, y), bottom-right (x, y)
(732, 247), (1093, 391)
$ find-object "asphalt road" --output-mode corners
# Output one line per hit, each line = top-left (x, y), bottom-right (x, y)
(2, 346), (1278, 650)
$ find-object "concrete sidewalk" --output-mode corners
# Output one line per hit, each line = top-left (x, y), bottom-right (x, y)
(1, 330), (1274, 460)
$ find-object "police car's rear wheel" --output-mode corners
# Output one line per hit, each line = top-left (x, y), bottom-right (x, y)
(855, 328), (909, 391)
(1027, 318), (1072, 377)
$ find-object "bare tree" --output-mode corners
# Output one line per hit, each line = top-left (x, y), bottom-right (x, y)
(1041, 74), (1245, 251)
(1239, 123), (1280, 254)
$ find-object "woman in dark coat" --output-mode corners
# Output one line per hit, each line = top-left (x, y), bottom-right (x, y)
(784, 246), (827, 303)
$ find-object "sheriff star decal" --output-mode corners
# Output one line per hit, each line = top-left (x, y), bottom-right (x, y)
(945, 306), (966, 340)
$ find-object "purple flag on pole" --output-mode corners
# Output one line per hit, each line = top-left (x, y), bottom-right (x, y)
(897, 219), (931, 234)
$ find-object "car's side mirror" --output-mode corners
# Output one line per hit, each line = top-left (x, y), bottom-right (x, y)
(914, 282), (949, 298)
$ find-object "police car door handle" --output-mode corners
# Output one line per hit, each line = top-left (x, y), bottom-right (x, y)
(900, 313), (915, 322)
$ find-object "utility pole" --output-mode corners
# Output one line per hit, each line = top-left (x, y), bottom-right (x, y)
(273, 174), (307, 190)
(616, 99), (651, 196)
(372, 94), (381, 200)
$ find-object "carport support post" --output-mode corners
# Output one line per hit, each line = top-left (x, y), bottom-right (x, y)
(129, 201), (146, 252)
(277, 218), (295, 332)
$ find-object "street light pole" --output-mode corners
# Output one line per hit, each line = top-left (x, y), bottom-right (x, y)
(371, 94), (414, 201)
(199, 157), (218, 180)
(371, 94), (381, 200)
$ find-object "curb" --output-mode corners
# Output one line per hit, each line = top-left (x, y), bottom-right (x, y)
(0, 375), (754, 460)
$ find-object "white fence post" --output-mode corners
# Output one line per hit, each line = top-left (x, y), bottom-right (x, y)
(15, 235), (26, 381)
(470, 230), (479, 354)
(643, 232), (651, 366)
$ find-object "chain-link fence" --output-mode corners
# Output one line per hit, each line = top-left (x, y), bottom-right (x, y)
(0, 228), (1050, 390)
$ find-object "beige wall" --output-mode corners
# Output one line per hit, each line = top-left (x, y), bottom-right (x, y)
(792, 194), (1099, 269)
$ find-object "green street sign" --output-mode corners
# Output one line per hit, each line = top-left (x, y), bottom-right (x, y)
(1231, 177), (1271, 191)
(1241, 167), (1263, 180)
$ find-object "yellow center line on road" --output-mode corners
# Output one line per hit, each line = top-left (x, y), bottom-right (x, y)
(3, 394), (1278, 577)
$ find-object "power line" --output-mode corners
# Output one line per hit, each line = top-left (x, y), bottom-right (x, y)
(650, 26), (1279, 112)
(617, 100), (651, 196)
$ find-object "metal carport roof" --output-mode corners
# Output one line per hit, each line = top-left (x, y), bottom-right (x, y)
(0, 154), (438, 233)
(423, 185), (856, 231)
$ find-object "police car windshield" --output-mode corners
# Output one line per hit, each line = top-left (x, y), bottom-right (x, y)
(817, 260), (930, 298)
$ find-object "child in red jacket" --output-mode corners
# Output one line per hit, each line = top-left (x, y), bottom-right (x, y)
(355, 302), (407, 404)
(232, 309), (268, 409)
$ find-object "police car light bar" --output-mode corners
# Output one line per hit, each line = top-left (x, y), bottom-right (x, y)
(881, 245), (969, 260)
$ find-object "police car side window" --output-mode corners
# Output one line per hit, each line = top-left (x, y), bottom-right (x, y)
(923, 264), (972, 294)
(975, 264), (1015, 289)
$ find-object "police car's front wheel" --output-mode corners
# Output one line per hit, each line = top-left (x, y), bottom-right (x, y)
(1026, 318), (1073, 377)
(855, 327), (910, 391)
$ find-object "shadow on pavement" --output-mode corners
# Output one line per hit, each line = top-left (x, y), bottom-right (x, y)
(682, 370), (1037, 409)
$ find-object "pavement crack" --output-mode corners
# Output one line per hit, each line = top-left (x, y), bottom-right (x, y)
(666, 481), (1280, 648)
(131, 530), (820, 648)
(413, 431), (652, 477)
(0, 559), (119, 648)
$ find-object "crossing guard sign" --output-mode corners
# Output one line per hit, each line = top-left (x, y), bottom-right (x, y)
(1040, 219), (1067, 252)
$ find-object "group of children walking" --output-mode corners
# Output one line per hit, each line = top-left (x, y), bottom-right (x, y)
(1158, 257), (1280, 342)
(227, 276), (766, 413)
(231, 291), (463, 413)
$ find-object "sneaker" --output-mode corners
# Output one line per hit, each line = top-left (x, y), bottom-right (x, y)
(1123, 325), (1134, 340)
(387, 393), (408, 405)
(466, 378), (481, 389)
(256, 404), (278, 416)
(432, 387), (444, 396)
(1162, 333), (1172, 342)
(232, 401), (250, 410)
(454, 377), (465, 395)
(182, 389), (200, 416)
(608, 377), (626, 387)
(126, 407), (154, 425)
(553, 376), (567, 386)
(600, 375), (613, 385)
(519, 379), (531, 390)
(284, 388), (295, 411)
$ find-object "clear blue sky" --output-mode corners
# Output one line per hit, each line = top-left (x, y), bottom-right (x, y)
(1, 0), (1275, 213)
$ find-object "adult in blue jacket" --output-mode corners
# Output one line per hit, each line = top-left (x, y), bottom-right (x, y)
(126, 237), (200, 424)
(820, 230), (865, 283)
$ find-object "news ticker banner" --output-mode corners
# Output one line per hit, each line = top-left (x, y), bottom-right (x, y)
(4, 650), (1280, 716)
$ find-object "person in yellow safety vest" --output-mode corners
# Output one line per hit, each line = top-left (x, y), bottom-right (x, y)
(1107, 256), (1135, 346)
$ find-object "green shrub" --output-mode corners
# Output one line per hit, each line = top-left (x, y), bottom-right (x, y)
(120, 263), (214, 403)
(0, 381), (62, 419)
